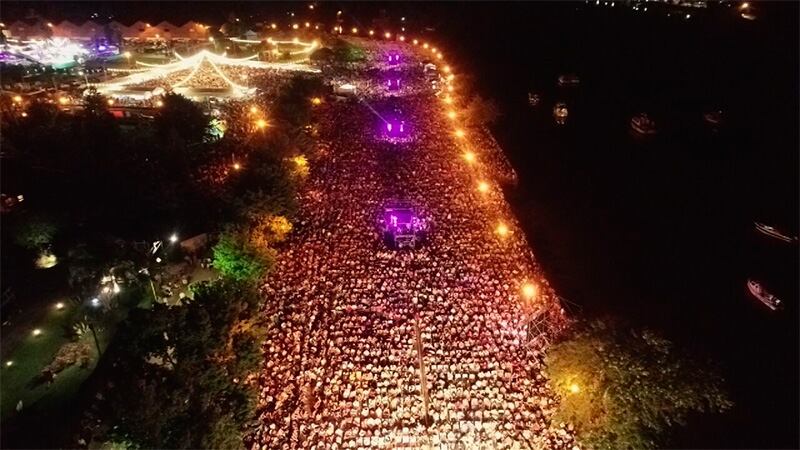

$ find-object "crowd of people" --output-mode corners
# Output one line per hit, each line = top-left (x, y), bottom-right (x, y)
(249, 41), (577, 450)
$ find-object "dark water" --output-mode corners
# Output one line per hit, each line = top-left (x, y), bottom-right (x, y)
(440, 2), (798, 448)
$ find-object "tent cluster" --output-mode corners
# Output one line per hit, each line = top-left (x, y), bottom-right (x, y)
(2, 19), (212, 42)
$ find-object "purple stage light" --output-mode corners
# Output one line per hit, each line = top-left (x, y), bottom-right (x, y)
(387, 77), (402, 91)
(384, 119), (409, 137)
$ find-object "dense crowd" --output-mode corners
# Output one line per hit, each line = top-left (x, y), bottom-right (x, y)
(249, 44), (576, 450)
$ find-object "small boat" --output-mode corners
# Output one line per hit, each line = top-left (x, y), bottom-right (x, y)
(553, 102), (568, 124)
(528, 92), (541, 107)
(630, 113), (657, 135)
(755, 222), (798, 243)
(703, 110), (724, 126)
(557, 74), (580, 87)
(747, 279), (782, 311)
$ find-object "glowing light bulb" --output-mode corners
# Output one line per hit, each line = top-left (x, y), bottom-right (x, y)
(311, 97), (322, 105)
(32, 329), (42, 337)
(384, 32), (391, 39)
(454, 129), (465, 138)
(169, 233), (178, 243)
(352, 27), (358, 34)
(496, 223), (509, 237)
(5, 361), (12, 367)
(463, 151), (476, 163)
(447, 110), (457, 120)
(369, 30), (375, 36)
(55, 302), (65, 310)
(232, 162), (241, 170)
(521, 282), (538, 300)
(413, 39), (419, 45)
(477, 181), (489, 193)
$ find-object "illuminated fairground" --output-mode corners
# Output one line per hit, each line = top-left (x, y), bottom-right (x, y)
(95, 47), (320, 100)
(0, 37), (118, 68)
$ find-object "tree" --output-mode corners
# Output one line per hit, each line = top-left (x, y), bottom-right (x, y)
(545, 320), (732, 449)
(14, 213), (57, 250)
(212, 229), (275, 283)
(154, 93), (210, 146)
(465, 94), (501, 126)
(331, 40), (366, 63)
(82, 89), (112, 118)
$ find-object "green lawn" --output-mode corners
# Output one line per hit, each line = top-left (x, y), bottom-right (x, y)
(0, 301), (98, 421)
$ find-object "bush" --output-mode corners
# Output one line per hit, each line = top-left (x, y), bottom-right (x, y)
(212, 229), (275, 283)
(545, 319), (732, 449)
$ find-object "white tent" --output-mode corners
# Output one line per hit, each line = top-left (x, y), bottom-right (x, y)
(334, 83), (357, 96)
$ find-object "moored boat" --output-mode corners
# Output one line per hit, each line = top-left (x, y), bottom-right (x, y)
(755, 222), (798, 243)
(557, 74), (580, 87)
(553, 102), (568, 124)
(630, 113), (657, 135)
(747, 279), (782, 311)
(703, 109), (724, 126)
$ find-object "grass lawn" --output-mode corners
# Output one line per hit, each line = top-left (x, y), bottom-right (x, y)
(0, 301), (98, 420)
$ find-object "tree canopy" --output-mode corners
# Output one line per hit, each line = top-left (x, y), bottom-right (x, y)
(98, 280), (266, 449)
(212, 228), (275, 283)
(545, 320), (732, 450)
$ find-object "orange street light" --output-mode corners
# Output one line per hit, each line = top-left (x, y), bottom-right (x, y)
(249, 105), (259, 114)
(369, 30), (375, 36)
(232, 162), (242, 171)
(521, 282), (538, 300)
(496, 222), (510, 237)
(454, 128), (465, 138)
(569, 383), (581, 394)
(311, 97), (322, 105)
(351, 27), (358, 34)
(384, 31), (392, 39)
(447, 110), (457, 120)
(477, 181), (490, 193)
(413, 39), (419, 45)
(255, 118), (268, 129)
(463, 151), (476, 163)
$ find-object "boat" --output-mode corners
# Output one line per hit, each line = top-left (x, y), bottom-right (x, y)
(755, 222), (798, 243)
(630, 113), (657, 135)
(747, 279), (782, 311)
(527, 92), (541, 107)
(703, 110), (724, 126)
(557, 74), (580, 87)
(553, 102), (568, 124)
